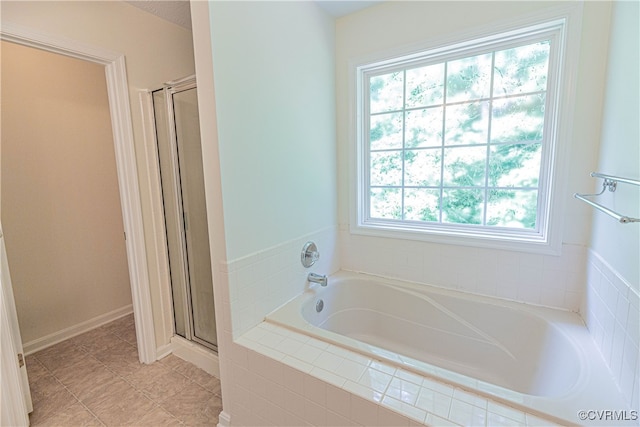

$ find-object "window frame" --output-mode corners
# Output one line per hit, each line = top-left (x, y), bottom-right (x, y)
(349, 7), (583, 255)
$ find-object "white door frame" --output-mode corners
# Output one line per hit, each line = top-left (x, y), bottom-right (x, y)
(1, 227), (31, 426)
(0, 22), (157, 364)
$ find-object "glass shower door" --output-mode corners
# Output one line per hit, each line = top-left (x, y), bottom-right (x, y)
(152, 79), (217, 351)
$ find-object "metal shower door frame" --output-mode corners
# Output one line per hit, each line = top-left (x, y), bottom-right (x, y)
(155, 76), (217, 351)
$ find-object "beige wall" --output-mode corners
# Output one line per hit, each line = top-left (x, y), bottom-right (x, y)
(1, 41), (132, 343)
(1, 1), (197, 348)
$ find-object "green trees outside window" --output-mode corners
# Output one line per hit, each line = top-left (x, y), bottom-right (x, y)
(368, 41), (550, 229)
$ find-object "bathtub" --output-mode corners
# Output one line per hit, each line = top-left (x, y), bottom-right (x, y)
(266, 271), (633, 425)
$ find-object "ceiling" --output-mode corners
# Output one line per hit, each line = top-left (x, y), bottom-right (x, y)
(126, 0), (383, 31)
(315, 1), (383, 17)
(126, 0), (192, 30)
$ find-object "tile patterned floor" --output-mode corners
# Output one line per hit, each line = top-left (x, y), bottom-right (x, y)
(26, 314), (222, 426)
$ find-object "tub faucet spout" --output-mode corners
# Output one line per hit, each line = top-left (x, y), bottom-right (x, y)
(308, 272), (327, 287)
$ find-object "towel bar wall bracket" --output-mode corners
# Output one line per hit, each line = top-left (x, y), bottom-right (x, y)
(574, 172), (640, 224)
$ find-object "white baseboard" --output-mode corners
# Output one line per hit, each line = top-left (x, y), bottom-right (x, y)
(23, 305), (133, 355)
(155, 342), (174, 361)
(169, 335), (220, 378)
(217, 410), (231, 427)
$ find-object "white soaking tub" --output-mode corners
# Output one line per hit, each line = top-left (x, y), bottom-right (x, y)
(266, 271), (633, 425)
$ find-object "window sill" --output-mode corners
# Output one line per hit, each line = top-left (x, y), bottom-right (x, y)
(350, 221), (562, 255)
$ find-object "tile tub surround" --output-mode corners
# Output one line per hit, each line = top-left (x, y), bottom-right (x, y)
(222, 225), (587, 338)
(266, 269), (640, 424)
(584, 250), (640, 409)
(340, 230), (587, 312)
(232, 322), (560, 427)
(223, 226), (340, 338)
(217, 226), (597, 425)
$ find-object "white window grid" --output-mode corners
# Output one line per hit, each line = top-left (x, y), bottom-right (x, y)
(356, 20), (567, 244)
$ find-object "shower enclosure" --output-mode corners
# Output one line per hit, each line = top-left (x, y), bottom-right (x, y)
(152, 76), (217, 351)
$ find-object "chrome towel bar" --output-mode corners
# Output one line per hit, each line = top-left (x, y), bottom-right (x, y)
(574, 172), (640, 224)
(590, 172), (640, 187)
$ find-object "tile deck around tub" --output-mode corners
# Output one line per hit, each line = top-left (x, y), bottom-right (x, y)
(236, 322), (562, 427)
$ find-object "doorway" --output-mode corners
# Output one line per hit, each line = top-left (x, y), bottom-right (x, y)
(151, 77), (217, 351)
(0, 22), (157, 370)
(1, 40), (133, 354)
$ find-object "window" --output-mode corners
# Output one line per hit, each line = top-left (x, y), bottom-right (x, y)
(353, 17), (577, 251)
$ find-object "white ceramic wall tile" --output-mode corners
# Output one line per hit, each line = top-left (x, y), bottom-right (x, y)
(386, 377), (422, 405)
(283, 362), (305, 393)
(227, 226), (339, 337)
(282, 355), (313, 374)
(335, 358), (368, 382)
(359, 366), (393, 393)
(303, 399), (327, 425)
(293, 343), (324, 365)
(343, 379), (384, 402)
(334, 345), (372, 365)
(584, 249), (639, 410)
(221, 223), (640, 426)
(422, 377), (455, 396)
(379, 404), (412, 427)
(326, 409), (354, 426)
(525, 413), (562, 426)
(453, 388), (488, 409)
(486, 411), (524, 427)
(310, 366), (346, 388)
(425, 413), (462, 426)
(282, 388), (306, 420)
(488, 401), (527, 424)
(633, 370), (640, 412)
(232, 321), (556, 427)
(303, 374), (326, 405)
(340, 230), (587, 311)
(448, 399), (487, 426)
(313, 350), (344, 371)
(326, 383), (352, 419)
(351, 394), (383, 426)
(381, 395), (428, 424)
(414, 388), (452, 418)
